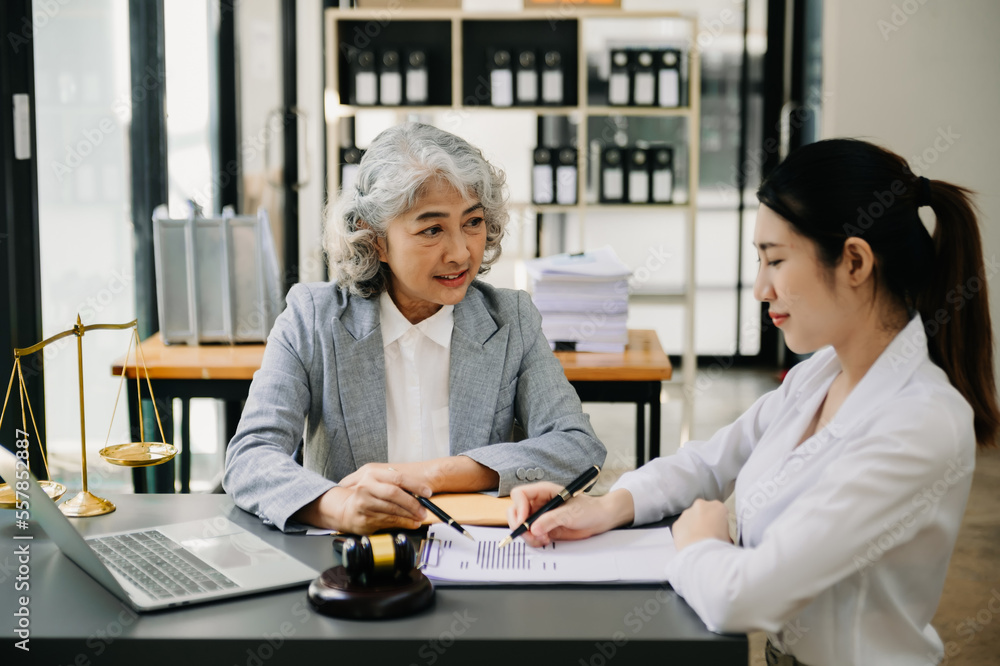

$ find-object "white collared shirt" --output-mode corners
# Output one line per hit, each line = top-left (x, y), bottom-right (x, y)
(379, 292), (454, 463)
(612, 315), (976, 665)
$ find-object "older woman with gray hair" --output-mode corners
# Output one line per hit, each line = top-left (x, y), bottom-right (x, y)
(224, 123), (606, 533)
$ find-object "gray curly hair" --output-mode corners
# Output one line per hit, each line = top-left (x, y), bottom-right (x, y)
(324, 122), (509, 298)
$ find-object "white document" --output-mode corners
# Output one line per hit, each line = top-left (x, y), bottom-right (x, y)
(421, 525), (675, 585)
(525, 245), (632, 280)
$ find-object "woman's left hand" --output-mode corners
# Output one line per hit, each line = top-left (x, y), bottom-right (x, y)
(671, 499), (733, 551)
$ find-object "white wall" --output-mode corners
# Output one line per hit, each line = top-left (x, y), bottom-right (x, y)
(822, 0), (1000, 377)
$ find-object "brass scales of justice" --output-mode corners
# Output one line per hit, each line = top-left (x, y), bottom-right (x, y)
(0, 317), (176, 517)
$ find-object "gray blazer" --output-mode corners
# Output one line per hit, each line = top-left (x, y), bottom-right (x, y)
(223, 280), (606, 531)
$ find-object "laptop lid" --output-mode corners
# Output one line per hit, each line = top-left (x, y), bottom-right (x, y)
(0, 446), (320, 611)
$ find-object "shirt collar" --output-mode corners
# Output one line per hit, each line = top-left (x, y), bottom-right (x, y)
(379, 291), (454, 349)
(825, 313), (930, 437)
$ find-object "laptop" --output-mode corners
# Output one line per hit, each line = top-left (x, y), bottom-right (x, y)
(0, 446), (320, 611)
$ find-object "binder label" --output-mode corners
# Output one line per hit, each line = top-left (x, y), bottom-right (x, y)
(517, 70), (538, 104)
(490, 70), (514, 107)
(542, 70), (563, 104)
(658, 69), (679, 107)
(380, 72), (402, 106)
(354, 72), (377, 106)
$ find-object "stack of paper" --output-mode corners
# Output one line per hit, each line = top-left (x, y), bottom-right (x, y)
(525, 246), (632, 353)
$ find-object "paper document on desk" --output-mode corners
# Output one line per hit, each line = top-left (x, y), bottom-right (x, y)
(421, 525), (675, 585)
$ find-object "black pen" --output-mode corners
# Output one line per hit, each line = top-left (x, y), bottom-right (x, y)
(386, 466), (475, 541)
(412, 492), (476, 542)
(498, 465), (601, 549)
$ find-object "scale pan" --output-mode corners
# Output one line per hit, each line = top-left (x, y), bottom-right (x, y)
(99, 442), (177, 467)
(0, 480), (68, 509)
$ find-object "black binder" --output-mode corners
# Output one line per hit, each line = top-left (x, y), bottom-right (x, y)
(600, 147), (625, 203)
(541, 50), (564, 105)
(516, 50), (538, 105)
(555, 147), (578, 205)
(627, 148), (650, 203)
(632, 50), (656, 106)
(340, 147), (364, 194)
(657, 49), (681, 108)
(349, 50), (378, 106)
(379, 50), (402, 106)
(404, 50), (429, 105)
(609, 49), (630, 106)
(488, 48), (514, 107)
(651, 147), (674, 203)
(532, 148), (554, 205)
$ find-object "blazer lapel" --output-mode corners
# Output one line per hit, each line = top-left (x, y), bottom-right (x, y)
(449, 286), (509, 452)
(333, 295), (388, 467)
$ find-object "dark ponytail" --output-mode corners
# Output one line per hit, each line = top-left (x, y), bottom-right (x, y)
(757, 138), (998, 447)
(917, 180), (999, 447)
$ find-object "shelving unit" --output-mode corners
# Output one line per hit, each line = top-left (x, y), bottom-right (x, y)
(324, 7), (699, 444)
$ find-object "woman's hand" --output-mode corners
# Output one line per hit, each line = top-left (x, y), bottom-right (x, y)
(300, 458), (500, 533)
(339, 457), (499, 497)
(339, 462), (434, 497)
(671, 499), (733, 551)
(507, 483), (635, 548)
(297, 465), (429, 533)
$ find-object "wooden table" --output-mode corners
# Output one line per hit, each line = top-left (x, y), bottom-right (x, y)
(554, 329), (672, 465)
(114, 330), (671, 493)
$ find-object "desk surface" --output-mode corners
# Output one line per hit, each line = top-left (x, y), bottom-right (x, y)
(113, 330), (672, 382)
(1, 494), (744, 665)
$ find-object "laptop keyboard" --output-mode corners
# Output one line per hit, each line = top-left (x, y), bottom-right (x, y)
(89, 529), (239, 600)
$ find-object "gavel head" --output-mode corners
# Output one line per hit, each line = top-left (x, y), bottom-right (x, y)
(341, 533), (416, 585)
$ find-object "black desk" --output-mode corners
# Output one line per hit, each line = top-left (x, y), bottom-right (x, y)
(1, 493), (746, 664)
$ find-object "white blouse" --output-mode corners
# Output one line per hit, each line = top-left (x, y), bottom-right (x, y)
(612, 315), (975, 665)
(379, 293), (454, 464)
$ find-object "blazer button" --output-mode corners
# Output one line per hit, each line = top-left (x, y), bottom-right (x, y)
(536, 469), (544, 479)
(525, 469), (536, 481)
(516, 467), (526, 480)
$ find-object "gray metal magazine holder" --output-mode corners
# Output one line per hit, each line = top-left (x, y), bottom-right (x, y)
(152, 205), (284, 345)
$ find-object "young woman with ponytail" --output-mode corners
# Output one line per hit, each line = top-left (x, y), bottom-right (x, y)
(506, 139), (998, 665)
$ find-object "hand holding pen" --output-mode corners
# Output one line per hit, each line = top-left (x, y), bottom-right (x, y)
(499, 465), (601, 548)
(385, 467), (476, 542)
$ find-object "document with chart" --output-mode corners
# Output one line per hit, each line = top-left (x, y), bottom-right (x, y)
(420, 525), (675, 585)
